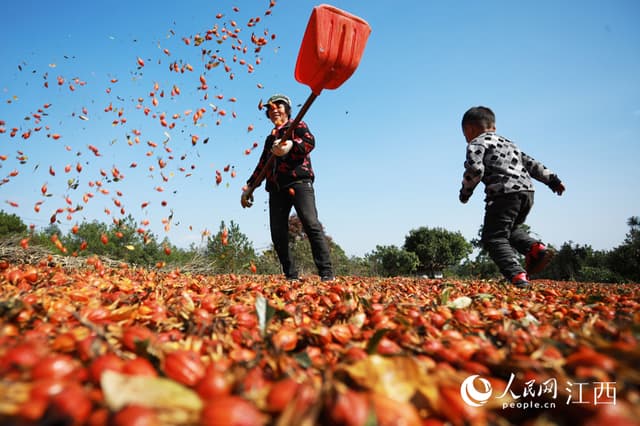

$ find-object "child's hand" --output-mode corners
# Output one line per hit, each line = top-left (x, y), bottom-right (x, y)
(548, 175), (564, 195)
(552, 182), (565, 196)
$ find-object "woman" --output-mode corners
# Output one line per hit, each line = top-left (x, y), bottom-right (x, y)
(241, 94), (334, 281)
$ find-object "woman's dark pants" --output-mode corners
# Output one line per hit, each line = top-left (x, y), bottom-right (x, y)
(269, 181), (333, 279)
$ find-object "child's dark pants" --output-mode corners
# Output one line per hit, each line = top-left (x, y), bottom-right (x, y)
(481, 191), (538, 280)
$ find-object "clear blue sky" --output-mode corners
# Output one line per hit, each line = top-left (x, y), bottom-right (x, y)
(1, 0), (639, 258)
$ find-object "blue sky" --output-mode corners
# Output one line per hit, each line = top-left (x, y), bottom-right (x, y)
(1, 0), (639, 258)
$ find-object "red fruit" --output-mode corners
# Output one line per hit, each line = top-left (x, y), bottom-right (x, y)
(6, 268), (23, 285)
(272, 328), (298, 352)
(343, 346), (368, 362)
(76, 335), (102, 362)
(1, 343), (41, 372)
(112, 404), (160, 426)
(192, 308), (212, 326)
(122, 357), (157, 377)
(330, 324), (353, 344)
(18, 397), (48, 422)
(450, 339), (478, 361)
(30, 377), (67, 400)
(583, 401), (638, 426)
(235, 311), (257, 328)
(241, 367), (268, 395)
(84, 306), (110, 324)
(201, 396), (264, 426)
(375, 337), (402, 355)
(370, 393), (422, 426)
(196, 365), (232, 400)
(51, 332), (77, 353)
(565, 347), (616, 372)
(163, 350), (206, 387)
(200, 294), (218, 313)
(428, 311), (447, 328)
(22, 265), (38, 283)
(329, 389), (370, 426)
(453, 309), (482, 327)
(122, 325), (155, 352)
(266, 378), (300, 413)
(90, 353), (125, 384)
(31, 354), (79, 380)
(86, 408), (110, 426)
(49, 383), (92, 425)
(437, 384), (484, 425)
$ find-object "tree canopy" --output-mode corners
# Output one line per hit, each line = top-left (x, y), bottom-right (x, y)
(403, 227), (473, 276)
(0, 210), (638, 282)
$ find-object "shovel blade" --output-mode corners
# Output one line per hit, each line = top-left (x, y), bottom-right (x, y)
(295, 4), (371, 95)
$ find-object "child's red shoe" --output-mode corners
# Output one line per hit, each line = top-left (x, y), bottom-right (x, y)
(511, 272), (530, 289)
(525, 243), (555, 275)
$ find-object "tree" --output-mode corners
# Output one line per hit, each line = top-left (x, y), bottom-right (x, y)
(62, 221), (109, 256)
(403, 227), (472, 276)
(608, 216), (640, 282)
(57, 216), (162, 265)
(0, 210), (27, 237)
(33, 224), (65, 253)
(456, 225), (501, 279)
(205, 220), (256, 274)
(541, 242), (591, 281)
(366, 245), (418, 277)
(284, 215), (356, 276)
(254, 248), (282, 275)
(108, 215), (161, 265)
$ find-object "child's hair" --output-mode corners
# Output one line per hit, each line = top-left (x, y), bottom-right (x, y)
(462, 106), (495, 129)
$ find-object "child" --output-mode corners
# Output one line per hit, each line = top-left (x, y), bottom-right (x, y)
(459, 106), (565, 288)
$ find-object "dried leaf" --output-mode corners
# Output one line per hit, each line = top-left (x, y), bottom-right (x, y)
(338, 355), (427, 403)
(448, 296), (472, 310)
(256, 294), (276, 336)
(256, 294), (267, 335)
(101, 370), (202, 414)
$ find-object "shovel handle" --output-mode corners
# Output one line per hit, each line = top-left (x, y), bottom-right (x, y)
(249, 92), (319, 190)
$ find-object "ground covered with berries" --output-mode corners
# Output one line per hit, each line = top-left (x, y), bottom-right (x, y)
(0, 258), (638, 426)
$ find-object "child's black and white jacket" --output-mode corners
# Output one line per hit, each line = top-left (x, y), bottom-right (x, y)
(460, 132), (562, 202)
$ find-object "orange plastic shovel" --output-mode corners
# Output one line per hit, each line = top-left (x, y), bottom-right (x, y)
(248, 4), (371, 190)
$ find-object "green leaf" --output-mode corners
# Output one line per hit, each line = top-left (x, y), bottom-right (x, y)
(366, 328), (390, 355)
(440, 287), (452, 305)
(365, 408), (378, 426)
(474, 293), (495, 300)
(359, 297), (372, 310)
(255, 295), (276, 336)
(585, 294), (604, 304)
(293, 351), (312, 368)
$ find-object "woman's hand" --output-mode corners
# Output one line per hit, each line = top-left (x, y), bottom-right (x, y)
(271, 139), (293, 157)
